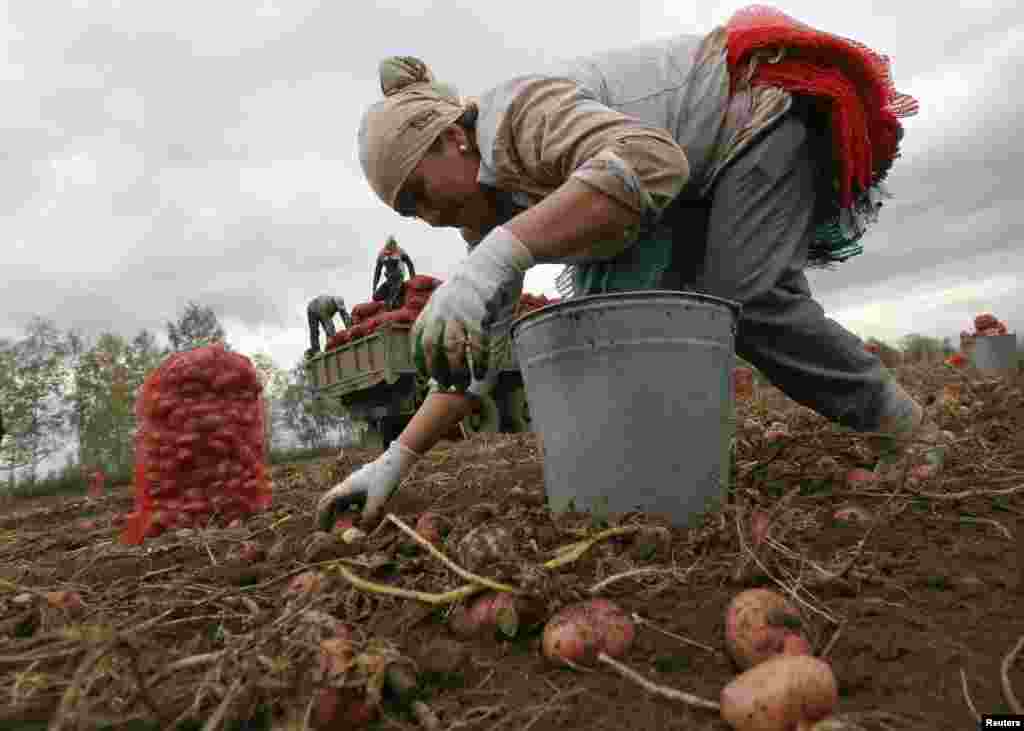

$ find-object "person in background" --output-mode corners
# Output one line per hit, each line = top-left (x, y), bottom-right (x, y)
(316, 6), (944, 530)
(372, 235), (417, 311)
(306, 295), (353, 358)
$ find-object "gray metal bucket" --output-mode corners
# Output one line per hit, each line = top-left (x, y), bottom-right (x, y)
(971, 334), (1018, 376)
(510, 290), (741, 527)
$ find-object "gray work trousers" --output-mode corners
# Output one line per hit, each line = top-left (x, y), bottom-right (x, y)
(308, 307), (336, 352)
(577, 110), (896, 431)
(687, 112), (893, 431)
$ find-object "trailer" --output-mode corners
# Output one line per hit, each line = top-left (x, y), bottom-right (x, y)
(305, 322), (532, 447)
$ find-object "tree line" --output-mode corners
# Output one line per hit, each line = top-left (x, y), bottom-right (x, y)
(0, 302), (348, 492)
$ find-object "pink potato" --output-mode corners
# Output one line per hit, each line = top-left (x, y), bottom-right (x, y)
(724, 588), (809, 671)
(312, 687), (377, 729)
(542, 598), (635, 666)
(449, 591), (544, 640)
(720, 654), (838, 731)
(414, 512), (451, 545)
(844, 468), (878, 489)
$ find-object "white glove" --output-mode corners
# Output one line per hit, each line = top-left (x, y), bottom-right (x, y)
(412, 225), (533, 390)
(315, 440), (421, 530)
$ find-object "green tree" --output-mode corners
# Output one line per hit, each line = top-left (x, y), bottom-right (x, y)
(250, 352), (289, 452)
(901, 334), (945, 364)
(166, 301), (227, 352)
(0, 318), (69, 485)
(280, 358), (349, 449)
(68, 328), (166, 481)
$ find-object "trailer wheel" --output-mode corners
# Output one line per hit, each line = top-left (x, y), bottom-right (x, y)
(503, 384), (532, 433)
(460, 394), (501, 435)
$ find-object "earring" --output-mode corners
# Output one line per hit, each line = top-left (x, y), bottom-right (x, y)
(459, 145), (467, 153)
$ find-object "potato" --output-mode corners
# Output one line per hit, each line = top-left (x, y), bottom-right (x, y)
(720, 655), (838, 731)
(449, 592), (544, 640)
(226, 540), (265, 563)
(312, 687), (377, 729)
(542, 598), (635, 666)
(285, 571), (324, 600)
(724, 588), (808, 671)
(457, 523), (515, 572)
(764, 422), (790, 443)
(832, 504), (873, 525)
(45, 591), (85, 616)
(844, 468), (877, 489)
(749, 511), (771, 547)
(627, 526), (672, 561)
(414, 512), (451, 544)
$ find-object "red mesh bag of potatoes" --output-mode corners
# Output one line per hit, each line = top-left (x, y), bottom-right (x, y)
(120, 343), (273, 545)
(347, 322), (370, 341)
(379, 308), (417, 324)
(352, 301), (385, 324)
(406, 274), (442, 291)
(402, 286), (435, 310)
(974, 313), (999, 332)
(325, 331), (350, 350)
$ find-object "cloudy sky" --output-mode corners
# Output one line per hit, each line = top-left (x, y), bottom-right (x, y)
(2, 0), (1021, 374)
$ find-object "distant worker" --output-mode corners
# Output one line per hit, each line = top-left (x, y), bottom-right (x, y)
(372, 235), (416, 311)
(306, 295), (353, 358)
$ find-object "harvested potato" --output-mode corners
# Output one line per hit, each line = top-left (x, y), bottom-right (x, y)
(542, 598), (635, 666)
(720, 654), (838, 731)
(724, 588), (809, 670)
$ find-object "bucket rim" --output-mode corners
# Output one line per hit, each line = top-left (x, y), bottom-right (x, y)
(511, 289), (742, 337)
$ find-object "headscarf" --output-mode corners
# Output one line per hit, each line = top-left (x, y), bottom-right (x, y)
(357, 56), (465, 210)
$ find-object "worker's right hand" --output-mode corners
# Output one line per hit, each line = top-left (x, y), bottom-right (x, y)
(315, 440), (421, 530)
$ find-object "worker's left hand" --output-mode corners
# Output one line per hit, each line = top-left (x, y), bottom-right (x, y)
(413, 226), (533, 389)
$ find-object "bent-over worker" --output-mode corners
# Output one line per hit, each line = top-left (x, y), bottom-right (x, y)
(306, 295), (353, 358)
(316, 6), (946, 530)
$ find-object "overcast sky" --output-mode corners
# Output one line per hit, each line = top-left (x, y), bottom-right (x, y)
(2, 0), (1021, 373)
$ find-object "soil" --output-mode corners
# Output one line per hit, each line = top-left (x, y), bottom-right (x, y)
(1, 363), (1023, 730)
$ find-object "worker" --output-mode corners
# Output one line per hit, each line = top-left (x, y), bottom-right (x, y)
(316, 6), (946, 530)
(306, 295), (353, 358)
(372, 235), (416, 310)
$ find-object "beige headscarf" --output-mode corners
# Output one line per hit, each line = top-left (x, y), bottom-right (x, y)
(357, 57), (465, 210)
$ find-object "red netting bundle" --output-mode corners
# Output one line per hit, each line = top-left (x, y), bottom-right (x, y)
(972, 313), (1009, 337)
(321, 277), (562, 351)
(351, 301), (385, 324)
(515, 293), (561, 317)
(406, 274), (442, 292)
(121, 343), (272, 545)
(724, 5), (919, 209)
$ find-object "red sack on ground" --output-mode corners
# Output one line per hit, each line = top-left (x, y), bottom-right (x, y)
(121, 343), (273, 545)
(406, 274), (442, 292)
(352, 301), (385, 324)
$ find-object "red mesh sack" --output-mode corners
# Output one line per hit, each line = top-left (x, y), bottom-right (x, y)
(380, 308), (417, 324)
(724, 5), (919, 209)
(974, 313), (1001, 332)
(325, 332), (348, 350)
(406, 274), (442, 292)
(121, 343), (273, 545)
(403, 289), (433, 310)
(352, 301), (385, 324)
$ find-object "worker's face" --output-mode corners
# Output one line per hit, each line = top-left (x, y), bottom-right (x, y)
(395, 125), (497, 232)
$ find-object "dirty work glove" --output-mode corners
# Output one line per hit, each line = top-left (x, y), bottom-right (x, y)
(412, 225), (533, 390)
(315, 440), (421, 530)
